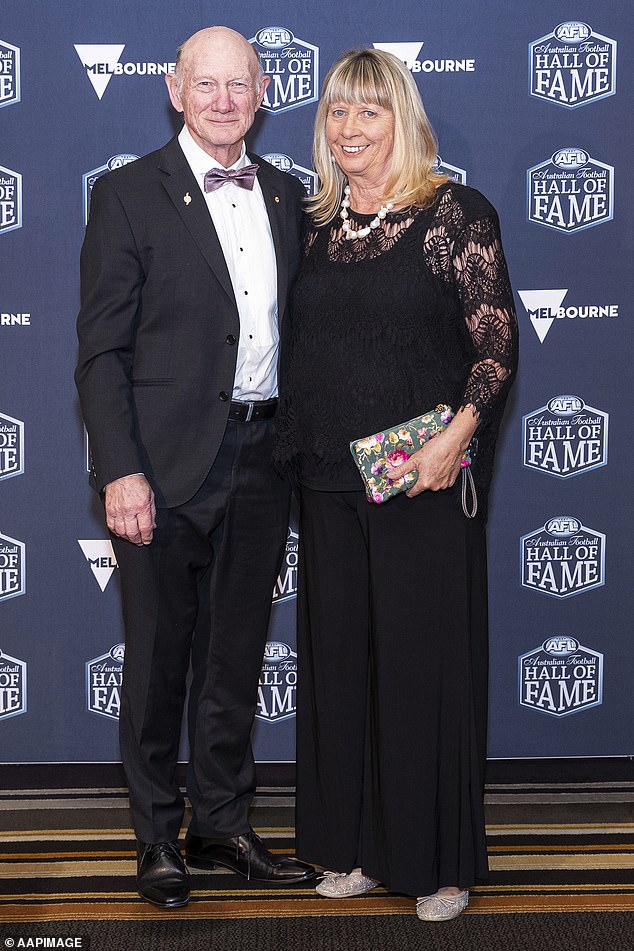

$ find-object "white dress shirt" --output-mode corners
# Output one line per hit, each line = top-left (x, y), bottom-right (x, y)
(178, 125), (279, 400)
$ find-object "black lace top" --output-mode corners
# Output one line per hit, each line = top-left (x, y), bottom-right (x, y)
(275, 183), (518, 519)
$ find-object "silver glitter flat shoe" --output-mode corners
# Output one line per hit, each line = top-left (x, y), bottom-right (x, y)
(416, 889), (469, 921)
(315, 869), (380, 898)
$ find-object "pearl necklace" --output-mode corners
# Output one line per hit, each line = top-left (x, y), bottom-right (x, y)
(340, 185), (394, 240)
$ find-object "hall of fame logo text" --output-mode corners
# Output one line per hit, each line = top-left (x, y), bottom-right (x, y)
(272, 526), (299, 604)
(0, 39), (20, 108)
(521, 516), (605, 599)
(0, 649), (27, 720)
(527, 147), (613, 234)
(523, 396), (608, 478)
(529, 22), (616, 108)
(86, 644), (124, 720)
(251, 28), (318, 114)
(0, 411), (24, 481)
(0, 164), (22, 235)
(256, 641), (297, 723)
(0, 532), (25, 602)
(519, 636), (603, 717)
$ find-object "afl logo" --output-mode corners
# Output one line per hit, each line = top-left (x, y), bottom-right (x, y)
(543, 636), (579, 655)
(262, 153), (318, 196)
(264, 641), (292, 661)
(264, 153), (293, 172)
(547, 395), (584, 416)
(552, 148), (588, 168)
(107, 154), (138, 171)
(110, 644), (125, 663)
(546, 517), (581, 536)
(255, 27), (294, 49)
(554, 21), (591, 42)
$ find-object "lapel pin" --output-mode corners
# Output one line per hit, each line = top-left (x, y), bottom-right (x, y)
(274, 196), (280, 203)
(184, 192), (192, 205)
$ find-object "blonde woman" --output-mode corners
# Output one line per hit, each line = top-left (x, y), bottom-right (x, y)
(275, 48), (518, 921)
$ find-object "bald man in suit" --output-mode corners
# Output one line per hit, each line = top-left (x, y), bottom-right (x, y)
(75, 27), (313, 908)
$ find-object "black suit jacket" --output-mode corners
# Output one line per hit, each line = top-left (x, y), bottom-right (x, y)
(75, 136), (305, 507)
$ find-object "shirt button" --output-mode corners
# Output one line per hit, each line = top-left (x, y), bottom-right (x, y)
(219, 391), (229, 401)
(226, 334), (237, 345)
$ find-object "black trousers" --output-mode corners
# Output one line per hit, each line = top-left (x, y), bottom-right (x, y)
(295, 486), (489, 897)
(112, 419), (290, 843)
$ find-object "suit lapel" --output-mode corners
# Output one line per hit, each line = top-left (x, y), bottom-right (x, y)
(252, 156), (289, 325)
(158, 138), (237, 307)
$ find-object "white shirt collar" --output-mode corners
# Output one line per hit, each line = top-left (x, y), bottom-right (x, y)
(178, 125), (249, 177)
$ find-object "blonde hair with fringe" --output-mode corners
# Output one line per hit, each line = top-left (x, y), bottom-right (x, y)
(308, 48), (447, 225)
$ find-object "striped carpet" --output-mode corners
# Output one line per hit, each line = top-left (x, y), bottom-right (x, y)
(1, 781), (634, 922)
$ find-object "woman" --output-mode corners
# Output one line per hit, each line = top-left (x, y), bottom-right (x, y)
(275, 48), (518, 921)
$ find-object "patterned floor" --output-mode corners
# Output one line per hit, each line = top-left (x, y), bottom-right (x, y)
(1, 781), (634, 920)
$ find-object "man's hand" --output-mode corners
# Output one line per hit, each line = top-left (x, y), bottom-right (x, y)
(104, 474), (156, 545)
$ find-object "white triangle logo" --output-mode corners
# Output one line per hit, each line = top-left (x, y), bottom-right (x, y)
(78, 539), (118, 592)
(74, 44), (125, 100)
(518, 289), (568, 343)
(372, 42), (424, 70)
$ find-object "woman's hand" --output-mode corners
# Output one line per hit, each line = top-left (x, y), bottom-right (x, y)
(386, 406), (478, 498)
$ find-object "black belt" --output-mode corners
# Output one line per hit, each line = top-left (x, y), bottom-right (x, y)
(228, 398), (278, 422)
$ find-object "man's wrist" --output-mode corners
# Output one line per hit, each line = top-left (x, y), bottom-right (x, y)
(105, 472), (145, 489)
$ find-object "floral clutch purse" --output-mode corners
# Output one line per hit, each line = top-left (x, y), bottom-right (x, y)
(349, 404), (473, 506)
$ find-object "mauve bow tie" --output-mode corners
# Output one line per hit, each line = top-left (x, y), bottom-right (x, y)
(204, 164), (259, 192)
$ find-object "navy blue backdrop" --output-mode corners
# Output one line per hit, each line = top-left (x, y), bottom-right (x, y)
(0, 0), (632, 765)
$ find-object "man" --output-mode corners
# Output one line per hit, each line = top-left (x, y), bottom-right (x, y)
(75, 27), (313, 908)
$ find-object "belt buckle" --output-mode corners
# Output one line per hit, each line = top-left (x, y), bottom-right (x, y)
(244, 401), (255, 422)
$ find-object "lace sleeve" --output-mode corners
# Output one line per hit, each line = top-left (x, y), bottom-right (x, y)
(302, 216), (319, 256)
(451, 214), (518, 418)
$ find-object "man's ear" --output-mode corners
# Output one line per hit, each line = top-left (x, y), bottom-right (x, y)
(165, 73), (184, 113)
(255, 75), (271, 111)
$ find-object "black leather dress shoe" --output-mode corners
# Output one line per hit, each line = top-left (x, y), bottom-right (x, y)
(136, 840), (190, 908)
(185, 828), (315, 883)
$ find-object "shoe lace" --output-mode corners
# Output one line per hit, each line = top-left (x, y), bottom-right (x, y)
(240, 829), (263, 881)
(138, 842), (184, 869)
(142, 841), (182, 865)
